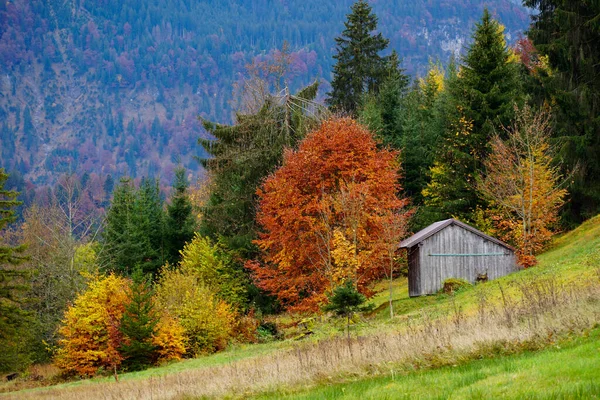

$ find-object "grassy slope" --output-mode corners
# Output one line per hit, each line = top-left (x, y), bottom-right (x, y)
(259, 215), (600, 399)
(3, 216), (599, 398)
(266, 328), (600, 400)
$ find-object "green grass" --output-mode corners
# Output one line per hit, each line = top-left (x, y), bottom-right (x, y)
(261, 327), (600, 400)
(4, 216), (600, 398)
(254, 215), (600, 399)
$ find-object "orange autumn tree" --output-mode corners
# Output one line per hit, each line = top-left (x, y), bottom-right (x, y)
(248, 118), (410, 312)
(477, 105), (567, 267)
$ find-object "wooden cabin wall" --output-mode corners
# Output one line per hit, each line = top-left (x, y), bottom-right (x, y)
(416, 225), (516, 295)
(408, 246), (421, 297)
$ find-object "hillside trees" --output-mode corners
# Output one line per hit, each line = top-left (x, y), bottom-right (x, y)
(477, 106), (567, 267)
(101, 172), (196, 277)
(55, 274), (186, 378)
(154, 265), (236, 355)
(55, 274), (130, 378)
(0, 169), (30, 372)
(119, 270), (159, 371)
(100, 178), (165, 277)
(248, 118), (411, 312)
(178, 234), (249, 309)
(524, 0), (600, 224)
(327, 0), (391, 115)
(198, 78), (322, 255)
(423, 9), (523, 222)
(165, 167), (196, 265)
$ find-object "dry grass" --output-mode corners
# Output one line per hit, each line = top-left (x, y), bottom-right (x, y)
(6, 275), (600, 400)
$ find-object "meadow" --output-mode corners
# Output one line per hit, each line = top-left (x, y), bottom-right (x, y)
(3, 215), (600, 400)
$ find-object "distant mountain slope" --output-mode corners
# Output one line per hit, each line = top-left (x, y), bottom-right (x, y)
(0, 0), (530, 185)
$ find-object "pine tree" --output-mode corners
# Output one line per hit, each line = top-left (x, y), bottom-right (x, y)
(199, 81), (321, 255)
(119, 270), (158, 371)
(423, 9), (522, 222)
(327, 0), (390, 115)
(165, 167), (195, 264)
(100, 178), (165, 277)
(524, 0), (600, 225)
(322, 280), (373, 341)
(0, 169), (30, 372)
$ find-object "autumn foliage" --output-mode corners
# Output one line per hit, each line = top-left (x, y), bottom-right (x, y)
(55, 274), (185, 377)
(248, 118), (410, 312)
(55, 275), (130, 377)
(154, 265), (237, 356)
(478, 106), (567, 267)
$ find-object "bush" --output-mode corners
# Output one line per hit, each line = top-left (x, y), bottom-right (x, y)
(442, 278), (472, 294)
(155, 265), (236, 356)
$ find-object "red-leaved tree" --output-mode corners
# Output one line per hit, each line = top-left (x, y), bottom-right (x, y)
(247, 118), (411, 312)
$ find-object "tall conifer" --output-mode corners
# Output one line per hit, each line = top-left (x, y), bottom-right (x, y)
(423, 9), (522, 222)
(327, 0), (390, 115)
(524, 0), (600, 224)
(0, 169), (30, 372)
(165, 168), (195, 264)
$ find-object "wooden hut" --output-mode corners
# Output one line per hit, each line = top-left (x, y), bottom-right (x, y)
(399, 219), (517, 297)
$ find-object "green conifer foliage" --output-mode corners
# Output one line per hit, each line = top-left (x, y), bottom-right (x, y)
(119, 270), (159, 371)
(327, 0), (390, 115)
(323, 280), (373, 341)
(165, 168), (196, 265)
(524, 0), (600, 224)
(100, 178), (165, 277)
(0, 169), (30, 372)
(423, 9), (522, 222)
(198, 81), (321, 255)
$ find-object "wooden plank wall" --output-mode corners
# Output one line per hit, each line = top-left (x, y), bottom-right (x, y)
(415, 225), (516, 295)
(408, 246), (421, 297)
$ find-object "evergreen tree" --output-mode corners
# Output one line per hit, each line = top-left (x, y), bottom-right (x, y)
(323, 280), (373, 341)
(423, 9), (522, 222)
(165, 167), (195, 264)
(327, 0), (390, 115)
(199, 81), (321, 255)
(377, 51), (410, 135)
(119, 269), (158, 371)
(100, 178), (165, 277)
(524, 0), (600, 225)
(100, 178), (136, 274)
(0, 169), (30, 372)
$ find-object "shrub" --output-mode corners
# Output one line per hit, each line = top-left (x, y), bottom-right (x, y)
(442, 278), (472, 294)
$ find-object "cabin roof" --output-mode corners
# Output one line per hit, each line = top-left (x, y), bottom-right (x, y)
(399, 219), (514, 251)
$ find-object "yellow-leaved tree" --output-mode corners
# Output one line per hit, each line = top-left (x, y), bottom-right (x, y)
(477, 105), (567, 267)
(55, 274), (186, 378)
(55, 274), (129, 378)
(178, 234), (248, 308)
(155, 265), (236, 356)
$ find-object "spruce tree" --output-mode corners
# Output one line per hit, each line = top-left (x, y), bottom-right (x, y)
(423, 9), (522, 222)
(119, 269), (158, 371)
(327, 0), (390, 115)
(101, 178), (165, 277)
(323, 281), (373, 341)
(0, 169), (30, 372)
(199, 81), (321, 255)
(524, 0), (600, 225)
(377, 51), (409, 135)
(165, 167), (195, 264)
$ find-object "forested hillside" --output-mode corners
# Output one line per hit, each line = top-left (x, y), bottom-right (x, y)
(0, 0), (529, 185)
